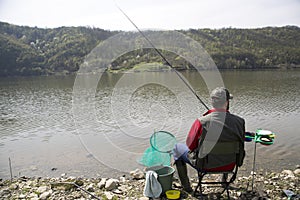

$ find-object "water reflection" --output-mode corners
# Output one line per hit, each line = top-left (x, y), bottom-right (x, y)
(0, 70), (299, 179)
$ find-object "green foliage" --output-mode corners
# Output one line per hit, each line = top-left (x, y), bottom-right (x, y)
(0, 22), (116, 76)
(0, 21), (299, 76)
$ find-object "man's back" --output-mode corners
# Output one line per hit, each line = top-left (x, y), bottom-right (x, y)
(197, 111), (245, 170)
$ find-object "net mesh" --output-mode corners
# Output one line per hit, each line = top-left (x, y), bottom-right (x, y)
(137, 131), (176, 167)
(150, 131), (177, 153)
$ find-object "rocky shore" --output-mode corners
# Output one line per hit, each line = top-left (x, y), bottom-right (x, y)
(0, 167), (299, 200)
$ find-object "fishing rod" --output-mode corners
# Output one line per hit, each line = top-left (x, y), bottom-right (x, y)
(116, 5), (209, 110)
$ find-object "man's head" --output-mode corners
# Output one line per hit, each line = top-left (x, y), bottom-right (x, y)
(210, 87), (233, 109)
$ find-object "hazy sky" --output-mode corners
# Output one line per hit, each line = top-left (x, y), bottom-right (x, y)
(0, 0), (299, 31)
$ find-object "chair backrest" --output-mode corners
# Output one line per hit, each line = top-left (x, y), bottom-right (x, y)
(196, 141), (240, 170)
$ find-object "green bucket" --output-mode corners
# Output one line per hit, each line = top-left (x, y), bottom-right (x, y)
(146, 166), (175, 193)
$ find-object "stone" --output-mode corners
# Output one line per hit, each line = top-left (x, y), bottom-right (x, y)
(119, 176), (126, 183)
(173, 182), (182, 188)
(37, 186), (48, 193)
(130, 169), (145, 179)
(28, 193), (38, 198)
(118, 185), (127, 192)
(86, 183), (94, 192)
(112, 189), (122, 194)
(104, 191), (114, 200)
(97, 178), (106, 189)
(18, 194), (26, 199)
(74, 179), (84, 186)
(281, 170), (294, 176)
(105, 179), (119, 191)
(9, 183), (18, 190)
(293, 168), (300, 175)
(40, 191), (51, 200)
(72, 191), (82, 198)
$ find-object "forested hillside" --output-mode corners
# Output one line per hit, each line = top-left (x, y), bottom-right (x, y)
(0, 21), (299, 76)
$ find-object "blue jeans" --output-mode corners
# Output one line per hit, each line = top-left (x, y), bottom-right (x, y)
(173, 143), (195, 167)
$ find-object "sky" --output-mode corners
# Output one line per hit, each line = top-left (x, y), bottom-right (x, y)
(0, 0), (299, 31)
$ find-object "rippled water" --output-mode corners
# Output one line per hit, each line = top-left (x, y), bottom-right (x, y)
(0, 70), (299, 179)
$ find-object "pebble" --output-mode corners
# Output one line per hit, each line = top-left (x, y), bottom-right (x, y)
(86, 183), (94, 192)
(281, 169), (294, 176)
(119, 176), (126, 183)
(130, 168), (145, 179)
(105, 178), (119, 191)
(18, 194), (26, 199)
(40, 191), (51, 200)
(97, 178), (106, 189)
(37, 185), (48, 193)
(294, 168), (300, 175)
(0, 169), (299, 200)
(104, 191), (114, 200)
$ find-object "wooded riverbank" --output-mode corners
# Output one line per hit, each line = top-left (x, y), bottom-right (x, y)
(1, 21), (300, 76)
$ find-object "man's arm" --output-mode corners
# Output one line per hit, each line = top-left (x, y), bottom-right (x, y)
(186, 119), (203, 151)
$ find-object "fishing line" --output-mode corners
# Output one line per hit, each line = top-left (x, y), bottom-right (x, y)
(116, 4), (209, 110)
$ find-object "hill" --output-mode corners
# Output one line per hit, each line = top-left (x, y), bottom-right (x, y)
(0, 22), (299, 76)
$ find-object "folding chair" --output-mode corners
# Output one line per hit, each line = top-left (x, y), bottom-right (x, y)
(193, 141), (241, 199)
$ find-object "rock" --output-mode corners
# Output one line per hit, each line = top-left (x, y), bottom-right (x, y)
(105, 179), (119, 191)
(97, 178), (106, 189)
(130, 169), (145, 179)
(119, 176), (126, 183)
(86, 183), (94, 192)
(72, 191), (82, 198)
(281, 170), (294, 176)
(104, 191), (114, 200)
(293, 168), (300, 175)
(1, 168), (299, 200)
(0, 189), (11, 196)
(118, 184), (127, 192)
(173, 182), (182, 188)
(18, 194), (26, 199)
(37, 185), (48, 193)
(112, 189), (122, 194)
(28, 192), (38, 198)
(74, 179), (84, 186)
(50, 182), (75, 191)
(39, 191), (51, 200)
(9, 183), (18, 190)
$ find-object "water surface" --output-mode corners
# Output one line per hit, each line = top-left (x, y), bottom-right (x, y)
(0, 70), (299, 179)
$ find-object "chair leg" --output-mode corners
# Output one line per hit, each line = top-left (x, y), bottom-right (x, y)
(193, 172), (205, 199)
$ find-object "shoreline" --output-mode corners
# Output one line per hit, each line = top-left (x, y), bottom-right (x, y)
(1, 167), (299, 199)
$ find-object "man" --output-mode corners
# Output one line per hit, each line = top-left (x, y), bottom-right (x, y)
(173, 87), (245, 193)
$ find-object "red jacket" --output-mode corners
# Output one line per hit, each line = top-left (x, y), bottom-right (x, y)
(186, 108), (228, 151)
(186, 109), (236, 171)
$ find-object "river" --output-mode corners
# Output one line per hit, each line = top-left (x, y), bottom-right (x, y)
(0, 69), (299, 179)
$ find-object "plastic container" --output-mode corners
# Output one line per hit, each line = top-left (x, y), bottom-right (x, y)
(146, 166), (175, 193)
(165, 190), (180, 199)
